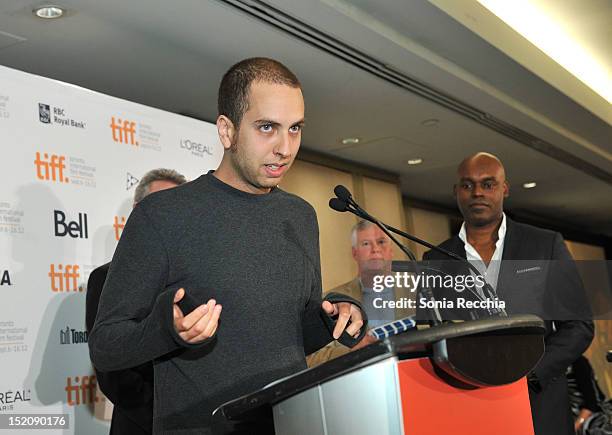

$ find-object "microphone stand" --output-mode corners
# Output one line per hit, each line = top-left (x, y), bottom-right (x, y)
(330, 195), (443, 325)
(330, 186), (507, 319)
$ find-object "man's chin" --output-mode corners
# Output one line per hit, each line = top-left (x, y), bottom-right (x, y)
(258, 177), (283, 189)
(467, 212), (498, 227)
(363, 261), (391, 273)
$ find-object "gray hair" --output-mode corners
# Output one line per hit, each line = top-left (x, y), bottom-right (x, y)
(133, 168), (187, 204)
(351, 220), (377, 247)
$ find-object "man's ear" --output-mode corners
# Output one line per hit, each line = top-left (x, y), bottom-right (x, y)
(453, 184), (458, 198)
(351, 247), (358, 261)
(503, 181), (510, 198)
(217, 115), (235, 151)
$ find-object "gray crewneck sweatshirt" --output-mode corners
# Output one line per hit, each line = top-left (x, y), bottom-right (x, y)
(89, 173), (334, 433)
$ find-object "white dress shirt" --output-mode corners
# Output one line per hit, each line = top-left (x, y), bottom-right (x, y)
(459, 213), (507, 297)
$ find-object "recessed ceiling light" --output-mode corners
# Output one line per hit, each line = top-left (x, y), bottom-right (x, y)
(341, 137), (360, 145)
(421, 119), (439, 127)
(523, 182), (537, 189)
(407, 158), (423, 165)
(33, 5), (65, 19)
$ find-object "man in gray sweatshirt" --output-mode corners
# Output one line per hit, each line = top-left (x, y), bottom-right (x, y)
(89, 57), (366, 434)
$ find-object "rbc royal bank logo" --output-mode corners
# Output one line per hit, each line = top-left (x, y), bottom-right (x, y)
(38, 103), (85, 128)
(38, 103), (51, 124)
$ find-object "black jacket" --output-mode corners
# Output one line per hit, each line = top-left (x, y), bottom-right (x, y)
(423, 217), (594, 435)
(86, 262), (153, 435)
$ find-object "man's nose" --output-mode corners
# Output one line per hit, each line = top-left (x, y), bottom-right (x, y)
(274, 132), (291, 159)
(471, 183), (484, 197)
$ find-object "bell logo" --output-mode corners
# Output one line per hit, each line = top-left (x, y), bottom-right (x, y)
(48, 264), (81, 292)
(54, 210), (88, 239)
(1, 270), (11, 286)
(34, 152), (68, 183)
(110, 117), (138, 145)
(113, 216), (126, 241)
(65, 376), (98, 406)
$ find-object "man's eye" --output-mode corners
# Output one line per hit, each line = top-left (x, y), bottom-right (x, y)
(483, 182), (493, 190)
(259, 124), (273, 132)
(461, 183), (473, 190)
(289, 125), (301, 133)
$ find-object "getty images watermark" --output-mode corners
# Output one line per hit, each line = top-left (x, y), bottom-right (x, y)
(371, 271), (505, 311)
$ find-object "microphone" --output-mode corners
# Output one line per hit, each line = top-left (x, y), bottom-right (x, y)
(329, 197), (371, 221)
(328, 198), (348, 213)
(331, 186), (417, 261)
(334, 185), (353, 204)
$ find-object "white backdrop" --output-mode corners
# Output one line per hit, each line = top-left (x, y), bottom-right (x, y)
(0, 65), (222, 434)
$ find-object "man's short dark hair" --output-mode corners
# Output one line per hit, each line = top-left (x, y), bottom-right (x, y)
(134, 168), (187, 204)
(217, 57), (301, 130)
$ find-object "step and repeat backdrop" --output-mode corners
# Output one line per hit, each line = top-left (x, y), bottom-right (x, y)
(0, 65), (222, 433)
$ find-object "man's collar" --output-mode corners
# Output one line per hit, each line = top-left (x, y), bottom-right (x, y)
(459, 213), (506, 244)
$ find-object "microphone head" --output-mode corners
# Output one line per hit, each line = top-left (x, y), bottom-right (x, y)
(334, 185), (352, 202)
(329, 198), (348, 212)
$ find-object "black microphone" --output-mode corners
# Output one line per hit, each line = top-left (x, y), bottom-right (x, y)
(329, 198), (348, 212)
(329, 197), (371, 220)
(333, 185), (353, 203)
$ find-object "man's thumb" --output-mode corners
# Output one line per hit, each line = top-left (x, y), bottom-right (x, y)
(173, 288), (185, 303)
(321, 300), (334, 315)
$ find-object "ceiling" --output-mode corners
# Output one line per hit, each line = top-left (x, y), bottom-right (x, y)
(1, 0), (610, 237)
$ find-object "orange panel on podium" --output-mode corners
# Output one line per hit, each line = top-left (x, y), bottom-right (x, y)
(398, 358), (534, 435)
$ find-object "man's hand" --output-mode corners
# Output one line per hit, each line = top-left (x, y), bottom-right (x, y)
(575, 408), (592, 432)
(173, 288), (222, 344)
(321, 301), (364, 340)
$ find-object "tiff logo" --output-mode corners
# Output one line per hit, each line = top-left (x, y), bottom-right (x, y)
(113, 216), (126, 241)
(48, 264), (81, 292)
(54, 210), (88, 239)
(110, 117), (138, 145)
(65, 375), (98, 406)
(34, 152), (68, 183)
(1, 270), (11, 286)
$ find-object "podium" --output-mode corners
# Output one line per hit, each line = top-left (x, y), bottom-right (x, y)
(214, 314), (545, 435)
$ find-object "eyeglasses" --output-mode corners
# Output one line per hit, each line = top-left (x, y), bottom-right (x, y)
(458, 180), (499, 191)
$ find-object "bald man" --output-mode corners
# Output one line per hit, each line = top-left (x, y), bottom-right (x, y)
(423, 152), (593, 435)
